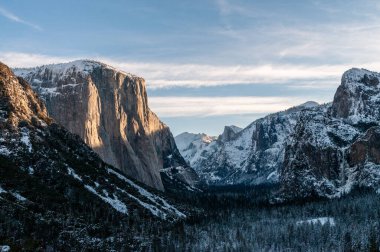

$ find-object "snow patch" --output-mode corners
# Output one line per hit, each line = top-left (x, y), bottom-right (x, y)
(267, 171), (279, 181)
(84, 185), (128, 215)
(107, 168), (186, 218)
(0, 187), (27, 202)
(11, 192), (27, 201)
(121, 189), (168, 219)
(208, 172), (222, 182)
(20, 129), (32, 152)
(67, 167), (83, 181)
(0, 146), (11, 156)
(28, 166), (34, 175)
(0, 186), (6, 194)
(0, 245), (11, 252)
(62, 83), (80, 88)
(297, 217), (335, 226)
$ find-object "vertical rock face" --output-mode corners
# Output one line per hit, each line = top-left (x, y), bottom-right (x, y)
(349, 127), (380, 166)
(218, 125), (242, 142)
(0, 62), (188, 248)
(15, 60), (198, 191)
(279, 105), (358, 199)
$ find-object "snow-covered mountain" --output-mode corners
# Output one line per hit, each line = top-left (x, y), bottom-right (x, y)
(177, 68), (380, 200)
(175, 102), (319, 186)
(279, 68), (380, 200)
(0, 61), (187, 248)
(175, 132), (218, 167)
(14, 60), (199, 192)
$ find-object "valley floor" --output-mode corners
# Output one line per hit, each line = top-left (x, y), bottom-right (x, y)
(151, 187), (380, 251)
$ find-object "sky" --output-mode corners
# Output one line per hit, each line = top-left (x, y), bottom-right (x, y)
(1, 0), (380, 135)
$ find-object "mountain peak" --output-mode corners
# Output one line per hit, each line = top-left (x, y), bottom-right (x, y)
(299, 101), (319, 108)
(219, 125), (242, 142)
(0, 61), (13, 76)
(225, 125), (242, 133)
(0, 61), (51, 126)
(284, 101), (319, 115)
(332, 68), (380, 121)
(342, 68), (378, 83)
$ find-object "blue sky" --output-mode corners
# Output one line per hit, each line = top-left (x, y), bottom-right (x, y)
(1, 0), (380, 135)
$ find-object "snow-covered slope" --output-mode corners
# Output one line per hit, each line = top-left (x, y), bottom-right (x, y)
(279, 68), (380, 200)
(175, 132), (218, 167)
(175, 103), (319, 186)
(176, 68), (380, 200)
(177, 67), (380, 201)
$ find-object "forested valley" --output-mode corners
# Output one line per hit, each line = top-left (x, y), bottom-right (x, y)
(137, 186), (380, 251)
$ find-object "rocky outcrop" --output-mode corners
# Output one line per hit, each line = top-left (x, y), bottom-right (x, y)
(349, 126), (380, 166)
(15, 61), (199, 191)
(218, 125), (242, 142)
(0, 63), (51, 126)
(279, 68), (380, 200)
(0, 61), (187, 249)
(332, 68), (380, 123)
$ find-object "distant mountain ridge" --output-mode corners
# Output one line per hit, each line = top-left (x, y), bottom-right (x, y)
(177, 68), (380, 200)
(175, 102), (319, 186)
(14, 60), (199, 192)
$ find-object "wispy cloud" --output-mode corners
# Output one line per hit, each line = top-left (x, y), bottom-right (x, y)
(149, 96), (322, 117)
(214, 0), (262, 32)
(0, 6), (42, 31)
(215, 0), (254, 17)
(0, 51), (337, 88)
(2, 51), (380, 91)
(0, 52), (72, 68)
(93, 59), (380, 90)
